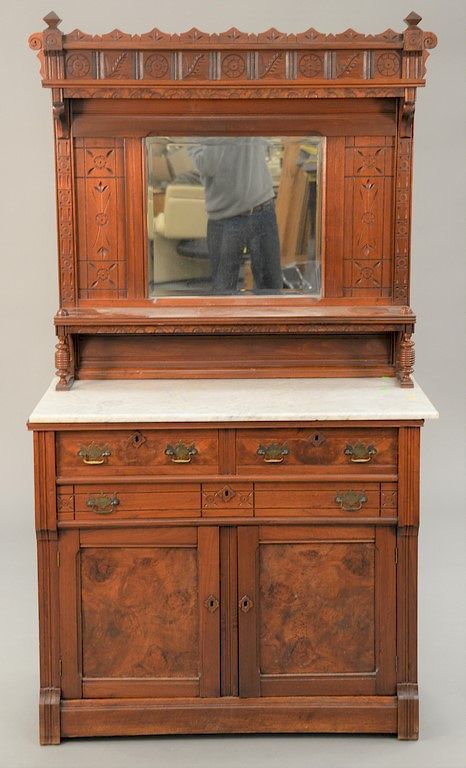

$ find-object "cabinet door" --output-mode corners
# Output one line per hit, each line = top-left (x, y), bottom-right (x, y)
(237, 525), (396, 697)
(59, 526), (220, 699)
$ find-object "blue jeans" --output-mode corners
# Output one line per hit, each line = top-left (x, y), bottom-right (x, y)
(207, 200), (282, 293)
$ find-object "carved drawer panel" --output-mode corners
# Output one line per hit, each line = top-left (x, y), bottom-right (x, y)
(56, 429), (219, 477)
(68, 483), (201, 521)
(202, 483), (254, 517)
(236, 428), (397, 476)
(254, 481), (394, 518)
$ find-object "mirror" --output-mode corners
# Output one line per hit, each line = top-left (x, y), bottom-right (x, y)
(146, 136), (324, 297)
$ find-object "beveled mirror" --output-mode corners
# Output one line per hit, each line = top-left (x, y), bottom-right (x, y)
(146, 136), (324, 297)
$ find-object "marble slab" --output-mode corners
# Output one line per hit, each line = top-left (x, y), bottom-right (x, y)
(28, 378), (439, 424)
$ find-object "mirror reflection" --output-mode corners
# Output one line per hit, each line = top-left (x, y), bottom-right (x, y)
(146, 136), (323, 297)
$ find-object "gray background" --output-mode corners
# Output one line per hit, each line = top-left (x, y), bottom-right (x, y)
(0, 1), (464, 766)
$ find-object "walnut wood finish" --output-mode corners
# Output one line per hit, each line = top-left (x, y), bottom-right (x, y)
(28, 14), (436, 387)
(32, 419), (423, 741)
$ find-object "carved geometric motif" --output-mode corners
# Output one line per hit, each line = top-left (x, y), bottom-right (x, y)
(353, 148), (385, 176)
(84, 149), (116, 177)
(381, 489), (398, 508)
(57, 494), (74, 513)
(88, 261), (118, 289)
(143, 53), (170, 79)
(343, 137), (394, 298)
(353, 260), (382, 288)
(298, 53), (323, 78)
(202, 485), (254, 508)
(56, 139), (75, 306)
(394, 137), (412, 303)
(376, 51), (401, 77)
(74, 138), (127, 299)
(65, 52), (92, 78)
(221, 53), (247, 79)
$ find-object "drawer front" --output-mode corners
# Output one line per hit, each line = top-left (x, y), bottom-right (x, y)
(69, 483), (201, 521)
(202, 483), (254, 517)
(236, 428), (397, 475)
(56, 429), (219, 477)
(254, 482), (383, 518)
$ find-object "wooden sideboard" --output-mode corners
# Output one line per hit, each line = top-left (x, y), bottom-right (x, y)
(28, 378), (438, 743)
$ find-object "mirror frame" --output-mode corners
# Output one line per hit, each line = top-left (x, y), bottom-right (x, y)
(29, 12), (437, 388)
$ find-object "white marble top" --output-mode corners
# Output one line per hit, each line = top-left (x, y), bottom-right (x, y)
(28, 378), (438, 424)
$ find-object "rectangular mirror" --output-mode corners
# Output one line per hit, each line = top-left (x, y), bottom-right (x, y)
(146, 136), (324, 297)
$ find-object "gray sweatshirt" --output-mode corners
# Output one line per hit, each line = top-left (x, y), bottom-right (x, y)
(188, 137), (274, 220)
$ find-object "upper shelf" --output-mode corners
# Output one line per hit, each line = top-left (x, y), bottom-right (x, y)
(29, 11), (437, 99)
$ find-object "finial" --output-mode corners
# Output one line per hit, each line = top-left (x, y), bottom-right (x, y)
(43, 11), (61, 29)
(404, 11), (422, 27)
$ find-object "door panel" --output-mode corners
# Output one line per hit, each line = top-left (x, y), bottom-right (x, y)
(59, 526), (220, 699)
(238, 525), (396, 697)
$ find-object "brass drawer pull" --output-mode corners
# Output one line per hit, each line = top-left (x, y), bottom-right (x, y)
(335, 490), (368, 512)
(164, 442), (198, 463)
(257, 443), (289, 463)
(239, 595), (254, 613)
(86, 492), (120, 514)
(204, 595), (220, 613)
(78, 442), (111, 465)
(344, 442), (377, 463)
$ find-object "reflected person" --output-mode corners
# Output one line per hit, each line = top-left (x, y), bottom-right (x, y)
(188, 138), (282, 293)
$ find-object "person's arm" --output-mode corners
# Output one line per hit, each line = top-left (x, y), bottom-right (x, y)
(188, 142), (223, 178)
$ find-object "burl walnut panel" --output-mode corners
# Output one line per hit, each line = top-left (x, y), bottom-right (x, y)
(81, 546), (199, 679)
(259, 540), (375, 674)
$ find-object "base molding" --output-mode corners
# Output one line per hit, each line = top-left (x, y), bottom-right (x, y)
(397, 683), (419, 740)
(39, 687), (61, 745)
(60, 695), (398, 738)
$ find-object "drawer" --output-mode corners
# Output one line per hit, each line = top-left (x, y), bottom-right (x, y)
(236, 428), (397, 475)
(202, 483), (253, 517)
(254, 482), (388, 518)
(60, 483), (201, 521)
(56, 429), (219, 477)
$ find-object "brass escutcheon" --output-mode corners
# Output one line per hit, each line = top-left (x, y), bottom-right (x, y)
(257, 443), (289, 463)
(204, 595), (220, 613)
(335, 490), (368, 512)
(78, 442), (111, 465)
(239, 595), (254, 613)
(344, 442), (377, 463)
(164, 442), (198, 463)
(86, 492), (120, 514)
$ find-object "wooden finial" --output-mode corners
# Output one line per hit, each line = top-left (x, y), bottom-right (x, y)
(404, 11), (422, 27)
(43, 11), (61, 29)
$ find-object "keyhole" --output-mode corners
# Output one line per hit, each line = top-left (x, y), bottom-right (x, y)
(208, 598), (215, 609)
(134, 434), (141, 445)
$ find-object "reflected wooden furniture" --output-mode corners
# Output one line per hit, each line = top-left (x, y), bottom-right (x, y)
(28, 379), (438, 743)
(28, 12), (437, 388)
